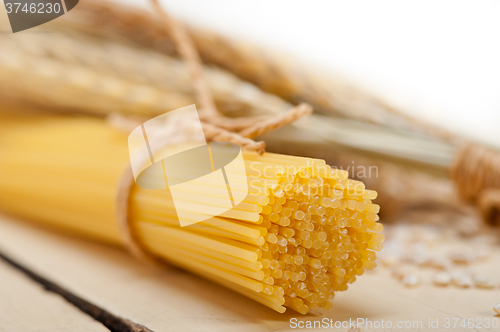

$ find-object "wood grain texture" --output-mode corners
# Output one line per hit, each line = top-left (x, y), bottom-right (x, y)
(0, 258), (108, 332)
(0, 215), (499, 332)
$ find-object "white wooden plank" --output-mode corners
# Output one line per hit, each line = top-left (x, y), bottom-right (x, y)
(0, 215), (499, 332)
(0, 258), (108, 332)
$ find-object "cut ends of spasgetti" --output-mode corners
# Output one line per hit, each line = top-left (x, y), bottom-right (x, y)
(127, 105), (248, 227)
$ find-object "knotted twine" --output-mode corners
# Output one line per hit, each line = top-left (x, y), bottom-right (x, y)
(452, 143), (500, 227)
(113, 0), (313, 263)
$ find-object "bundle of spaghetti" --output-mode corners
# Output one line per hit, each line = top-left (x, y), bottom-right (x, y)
(0, 111), (383, 314)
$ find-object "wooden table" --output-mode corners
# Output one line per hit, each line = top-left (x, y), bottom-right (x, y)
(0, 215), (498, 332)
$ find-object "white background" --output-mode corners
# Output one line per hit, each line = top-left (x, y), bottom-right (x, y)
(121, 0), (500, 147)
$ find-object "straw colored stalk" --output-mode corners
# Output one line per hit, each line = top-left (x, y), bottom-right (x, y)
(0, 26), (291, 119)
(61, 0), (458, 143)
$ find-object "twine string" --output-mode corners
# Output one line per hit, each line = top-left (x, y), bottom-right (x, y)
(149, 0), (219, 120)
(113, 110), (205, 265)
(452, 143), (500, 226)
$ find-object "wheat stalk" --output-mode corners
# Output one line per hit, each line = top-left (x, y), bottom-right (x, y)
(0, 27), (292, 119)
(59, 0), (459, 144)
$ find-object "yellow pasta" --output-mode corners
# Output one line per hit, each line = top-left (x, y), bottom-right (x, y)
(0, 112), (383, 314)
